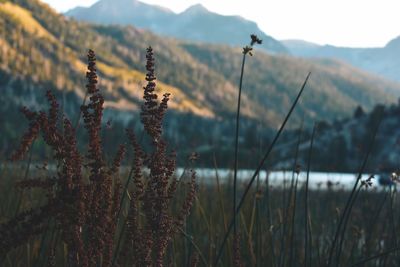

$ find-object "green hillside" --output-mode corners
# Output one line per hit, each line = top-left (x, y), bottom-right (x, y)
(3, 0), (400, 120)
(1, 0), (400, 166)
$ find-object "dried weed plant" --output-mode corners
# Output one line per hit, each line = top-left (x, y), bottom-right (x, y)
(0, 47), (196, 267)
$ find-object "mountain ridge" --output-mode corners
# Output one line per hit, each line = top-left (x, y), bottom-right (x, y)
(65, 0), (288, 54)
(2, 0), (400, 125)
(1, 0), (400, 162)
(66, 0), (400, 82)
(282, 36), (400, 82)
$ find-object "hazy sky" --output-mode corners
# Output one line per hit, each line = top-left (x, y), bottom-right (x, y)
(41, 0), (400, 48)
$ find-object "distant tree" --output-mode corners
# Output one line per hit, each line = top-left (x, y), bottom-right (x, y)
(353, 105), (365, 118)
(328, 134), (348, 171)
(317, 120), (331, 133)
(367, 104), (385, 129)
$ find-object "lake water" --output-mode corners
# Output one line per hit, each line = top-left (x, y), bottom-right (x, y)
(175, 168), (389, 190)
(1, 163), (390, 191)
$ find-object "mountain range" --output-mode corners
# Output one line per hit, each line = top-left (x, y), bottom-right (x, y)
(66, 0), (400, 83)
(283, 38), (400, 82)
(65, 0), (288, 54)
(1, 0), (400, 166)
(3, 0), (400, 124)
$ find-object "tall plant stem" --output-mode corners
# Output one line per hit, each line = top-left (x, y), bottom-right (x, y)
(14, 140), (35, 216)
(214, 72), (311, 266)
(233, 53), (247, 238)
(305, 124), (316, 267)
(351, 246), (400, 267)
(265, 171), (277, 267)
(74, 92), (88, 130)
(326, 112), (383, 267)
(279, 119), (303, 267)
(288, 176), (299, 266)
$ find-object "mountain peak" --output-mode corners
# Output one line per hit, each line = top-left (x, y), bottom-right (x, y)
(71, 0), (173, 14)
(102, 0), (138, 4)
(385, 36), (400, 49)
(183, 4), (208, 14)
(65, 0), (288, 53)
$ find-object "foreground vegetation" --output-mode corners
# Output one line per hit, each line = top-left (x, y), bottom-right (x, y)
(1, 24), (400, 266)
(0, 0), (400, 262)
(2, 161), (400, 267)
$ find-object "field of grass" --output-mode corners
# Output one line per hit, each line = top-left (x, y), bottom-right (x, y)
(1, 163), (399, 266)
(1, 37), (400, 267)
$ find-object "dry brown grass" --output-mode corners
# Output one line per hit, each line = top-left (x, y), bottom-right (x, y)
(0, 47), (196, 267)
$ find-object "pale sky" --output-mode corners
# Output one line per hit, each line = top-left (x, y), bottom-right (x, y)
(41, 0), (400, 48)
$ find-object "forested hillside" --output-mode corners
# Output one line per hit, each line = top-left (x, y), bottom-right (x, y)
(1, 0), (400, 167)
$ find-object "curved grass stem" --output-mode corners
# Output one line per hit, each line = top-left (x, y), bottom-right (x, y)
(213, 72), (311, 266)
